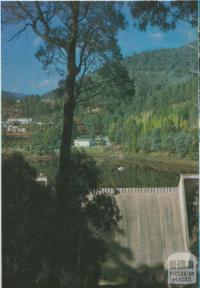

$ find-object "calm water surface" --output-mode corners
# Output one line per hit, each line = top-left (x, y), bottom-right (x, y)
(30, 157), (197, 188)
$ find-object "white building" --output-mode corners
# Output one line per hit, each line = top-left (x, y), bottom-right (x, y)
(7, 118), (32, 125)
(104, 136), (112, 147)
(36, 174), (48, 186)
(7, 125), (19, 132)
(7, 118), (17, 124)
(6, 125), (26, 132)
(18, 127), (26, 133)
(74, 138), (95, 147)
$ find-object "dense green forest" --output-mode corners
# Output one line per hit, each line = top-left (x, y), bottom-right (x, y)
(2, 42), (198, 159)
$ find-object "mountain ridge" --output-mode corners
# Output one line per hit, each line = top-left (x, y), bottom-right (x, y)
(1, 90), (29, 100)
(2, 41), (197, 99)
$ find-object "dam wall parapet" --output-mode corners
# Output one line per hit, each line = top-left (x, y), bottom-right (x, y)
(92, 187), (178, 195)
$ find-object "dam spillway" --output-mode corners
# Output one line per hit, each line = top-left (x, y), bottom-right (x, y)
(93, 175), (197, 286)
(105, 187), (186, 266)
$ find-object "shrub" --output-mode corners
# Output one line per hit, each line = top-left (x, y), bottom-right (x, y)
(175, 132), (193, 157)
(150, 128), (161, 151)
(138, 134), (151, 152)
(161, 132), (176, 153)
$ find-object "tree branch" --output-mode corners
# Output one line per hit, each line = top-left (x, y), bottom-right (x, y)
(75, 64), (89, 98)
(76, 43), (87, 75)
(9, 23), (32, 41)
(75, 53), (96, 99)
(168, 10), (197, 26)
(78, 3), (90, 23)
(76, 91), (101, 105)
(35, 1), (50, 34)
(17, 1), (34, 20)
(17, 2), (67, 50)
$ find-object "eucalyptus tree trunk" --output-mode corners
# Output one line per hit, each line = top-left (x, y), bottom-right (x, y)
(52, 3), (79, 287)
(58, 78), (76, 213)
(58, 1), (78, 210)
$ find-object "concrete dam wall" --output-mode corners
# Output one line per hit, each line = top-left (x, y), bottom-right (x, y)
(95, 178), (191, 286)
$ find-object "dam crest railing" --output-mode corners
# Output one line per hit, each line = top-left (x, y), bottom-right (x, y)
(92, 187), (178, 195)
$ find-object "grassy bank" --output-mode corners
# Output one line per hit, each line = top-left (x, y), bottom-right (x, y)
(2, 147), (56, 161)
(71, 146), (121, 158)
(124, 151), (198, 171)
(73, 147), (198, 171)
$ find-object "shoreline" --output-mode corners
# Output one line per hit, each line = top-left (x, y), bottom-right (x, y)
(26, 154), (56, 161)
(123, 152), (198, 171)
(2, 148), (198, 171)
(72, 147), (198, 171)
(27, 151), (198, 171)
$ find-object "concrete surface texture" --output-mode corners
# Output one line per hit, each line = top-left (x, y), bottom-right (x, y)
(98, 186), (189, 285)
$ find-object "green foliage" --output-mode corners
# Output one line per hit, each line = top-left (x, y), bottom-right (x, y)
(108, 106), (197, 159)
(19, 95), (51, 118)
(124, 117), (140, 152)
(2, 153), (54, 288)
(130, 1), (197, 31)
(150, 128), (161, 152)
(161, 132), (176, 153)
(103, 50), (197, 159)
(175, 132), (193, 158)
(190, 188), (199, 257)
(83, 113), (105, 137)
(2, 96), (16, 120)
(108, 120), (126, 145)
(2, 43), (198, 160)
(29, 123), (62, 155)
(2, 152), (121, 288)
(73, 43), (197, 160)
(138, 134), (151, 152)
(51, 151), (121, 287)
(70, 151), (101, 194)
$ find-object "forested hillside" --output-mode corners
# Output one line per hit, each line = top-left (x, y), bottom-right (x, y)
(126, 42), (197, 112)
(80, 42), (198, 159)
(2, 42), (198, 159)
(2, 90), (29, 100)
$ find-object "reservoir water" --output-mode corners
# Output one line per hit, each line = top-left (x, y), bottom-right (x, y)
(30, 157), (197, 188)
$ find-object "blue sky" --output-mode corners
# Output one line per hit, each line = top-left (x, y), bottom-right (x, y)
(1, 8), (197, 95)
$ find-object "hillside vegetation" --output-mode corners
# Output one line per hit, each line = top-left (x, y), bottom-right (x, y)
(2, 42), (198, 160)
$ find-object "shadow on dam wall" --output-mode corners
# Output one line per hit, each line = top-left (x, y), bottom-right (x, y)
(101, 228), (166, 288)
(97, 175), (199, 287)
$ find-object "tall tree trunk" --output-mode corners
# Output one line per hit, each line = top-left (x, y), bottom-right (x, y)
(58, 0), (79, 209)
(49, 3), (80, 287)
(58, 84), (75, 213)
(56, 0), (79, 249)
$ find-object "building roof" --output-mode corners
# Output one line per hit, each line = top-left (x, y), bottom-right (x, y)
(74, 137), (92, 141)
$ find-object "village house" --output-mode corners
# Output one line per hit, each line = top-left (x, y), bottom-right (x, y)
(6, 125), (26, 133)
(7, 118), (32, 125)
(74, 137), (95, 147)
